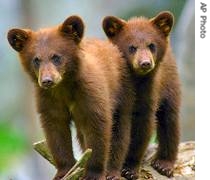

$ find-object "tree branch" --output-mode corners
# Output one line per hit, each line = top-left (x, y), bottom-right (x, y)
(33, 141), (195, 180)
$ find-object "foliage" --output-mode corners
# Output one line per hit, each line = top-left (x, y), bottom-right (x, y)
(0, 121), (27, 172)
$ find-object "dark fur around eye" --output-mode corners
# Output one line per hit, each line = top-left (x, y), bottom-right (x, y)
(52, 54), (62, 66)
(32, 57), (41, 68)
(148, 43), (156, 53)
(128, 45), (138, 54)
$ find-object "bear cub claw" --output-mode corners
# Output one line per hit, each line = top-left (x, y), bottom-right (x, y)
(151, 159), (174, 177)
(121, 168), (139, 180)
(106, 175), (121, 180)
(106, 171), (121, 180)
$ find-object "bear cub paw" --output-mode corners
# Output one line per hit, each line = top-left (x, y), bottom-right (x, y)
(106, 171), (121, 180)
(151, 159), (174, 177)
(106, 175), (121, 180)
(53, 168), (70, 180)
(121, 168), (139, 180)
(82, 172), (106, 180)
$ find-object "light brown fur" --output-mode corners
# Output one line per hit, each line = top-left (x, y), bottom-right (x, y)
(103, 11), (181, 179)
(8, 16), (134, 180)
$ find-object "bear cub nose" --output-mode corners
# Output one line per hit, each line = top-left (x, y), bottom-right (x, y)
(140, 60), (152, 70)
(42, 77), (54, 88)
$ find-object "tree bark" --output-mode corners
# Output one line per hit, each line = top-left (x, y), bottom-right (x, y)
(33, 141), (195, 180)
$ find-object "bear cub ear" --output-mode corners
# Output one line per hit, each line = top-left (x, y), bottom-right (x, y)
(7, 29), (29, 52)
(60, 15), (84, 43)
(102, 16), (126, 38)
(150, 11), (174, 37)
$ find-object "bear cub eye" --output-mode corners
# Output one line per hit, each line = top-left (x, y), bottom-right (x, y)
(148, 43), (156, 53)
(32, 57), (41, 68)
(51, 54), (62, 66)
(128, 45), (138, 54)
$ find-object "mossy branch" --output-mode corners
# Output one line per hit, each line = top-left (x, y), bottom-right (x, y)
(33, 140), (55, 165)
(33, 140), (92, 180)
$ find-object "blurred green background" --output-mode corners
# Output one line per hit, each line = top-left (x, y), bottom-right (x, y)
(0, 0), (194, 179)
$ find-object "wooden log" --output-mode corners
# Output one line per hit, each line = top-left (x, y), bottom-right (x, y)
(33, 141), (195, 180)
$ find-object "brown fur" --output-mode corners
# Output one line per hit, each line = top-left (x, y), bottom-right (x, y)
(7, 16), (134, 180)
(103, 11), (181, 179)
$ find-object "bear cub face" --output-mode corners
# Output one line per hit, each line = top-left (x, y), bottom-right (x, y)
(103, 11), (174, 75)
(8, 16), (84, 89)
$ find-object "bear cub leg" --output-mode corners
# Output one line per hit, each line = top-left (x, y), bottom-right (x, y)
(122, 109), (154, 180)
(106, 107), (132, 180)
(151, 98), (180, 177)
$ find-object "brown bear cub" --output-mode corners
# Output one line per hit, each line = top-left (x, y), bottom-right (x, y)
(103, 11), (181, 179)
(7, 16), (134, 180)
